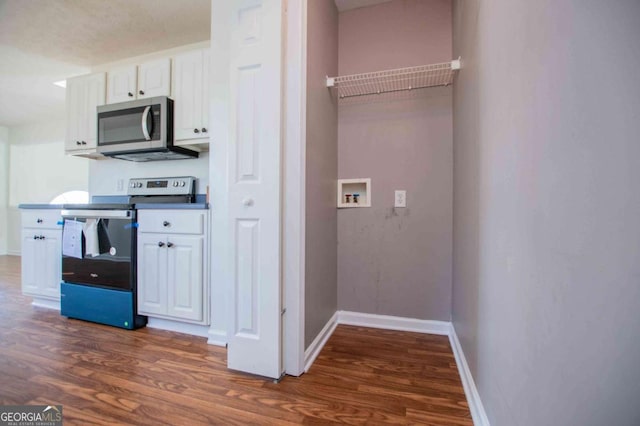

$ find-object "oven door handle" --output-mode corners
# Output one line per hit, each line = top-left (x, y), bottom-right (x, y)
(61, 209), (132, 219)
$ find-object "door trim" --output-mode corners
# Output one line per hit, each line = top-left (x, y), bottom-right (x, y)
(283, 0), (307, 377)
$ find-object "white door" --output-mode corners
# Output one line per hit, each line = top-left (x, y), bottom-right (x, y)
(107, 66), (137, 104)
(137, 58), (171, 99)
(41, 230), (61, 299)
(84, 73), (106, 149)
(167, 235), (204, 322)
(173, 49), (205, 141)
(212, 0), (284, 379)
(21, 231), (40, 296)
(137, 234), (168, 316)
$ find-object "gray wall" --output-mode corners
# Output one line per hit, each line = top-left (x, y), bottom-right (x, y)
(304, 0), (339, 349)
(337, 0), (453, 320)
(452, 0), (640, 424)
(0, 126), (7, 255)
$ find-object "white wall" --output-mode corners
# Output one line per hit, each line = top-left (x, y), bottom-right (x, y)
(0, 126), (8, 254)
(88, 154), (209, 196)
(8, 120), (89, 253)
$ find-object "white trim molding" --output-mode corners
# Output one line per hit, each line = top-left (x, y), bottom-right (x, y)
(31, 298), (60, 310)
(304, 311), (338, 372)
(303, 310), (490, 426)
(337, 310), (451, 335)
(449, 325), (490, 426)
(207, 327), (228, 347)
(146, 318), (210, 338)
(283, 0), (308, 378)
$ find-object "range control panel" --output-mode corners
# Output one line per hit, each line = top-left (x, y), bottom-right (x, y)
(127, 176), (196, 196)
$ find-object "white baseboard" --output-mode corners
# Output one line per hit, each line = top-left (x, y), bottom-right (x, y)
(207, 327), (227, 347)
(303, 310), (489, 426)
(449, 325), (490, 426)
(7, 250), (20, 256)
(31, 298), (60, 310)
(304, 311), (338, 372)
(146, 318), (210, 338)
(337, 310), (451, 335)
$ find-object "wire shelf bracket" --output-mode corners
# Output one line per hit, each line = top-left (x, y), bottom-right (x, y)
(326, 57), (461, 99)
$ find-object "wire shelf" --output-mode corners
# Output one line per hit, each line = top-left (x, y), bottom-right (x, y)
(327, 59), (461, 99)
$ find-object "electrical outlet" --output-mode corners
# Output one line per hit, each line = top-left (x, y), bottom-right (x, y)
(394, 190), (406, 208)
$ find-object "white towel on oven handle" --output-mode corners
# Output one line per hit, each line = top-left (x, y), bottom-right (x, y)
(83, 219), (100, 257)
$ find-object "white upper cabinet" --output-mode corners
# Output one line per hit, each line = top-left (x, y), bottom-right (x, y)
(106, 58), (171, 104)
(106, 66), (137, 103)
(65, 72), (106, 156)
(173, 48), (210, 146)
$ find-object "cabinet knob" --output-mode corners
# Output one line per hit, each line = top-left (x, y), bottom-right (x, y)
(242, 198), (254, 207)
(40, 235), (45, 240)
(76, 141), (81, 145)
(201, 127), (207, 133)
(36, 218), (43, 223)
(128, 92), (134, 97)
(163, 221), (170, 227)
(158, 241), (165, 247)
(81, 141), (87, 145)
(139, 90), (145, 95)
(167, 242), (174, 248)
(194, 128), (200, 134)
(33, 235), (38, 240)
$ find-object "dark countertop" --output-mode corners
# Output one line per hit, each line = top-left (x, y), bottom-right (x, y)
(19, 201), (209, 210)
(136, 203), (209, 210)
(18, 204), (64, 210)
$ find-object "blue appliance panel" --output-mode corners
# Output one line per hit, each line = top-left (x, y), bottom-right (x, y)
(61, 282), (147, 330)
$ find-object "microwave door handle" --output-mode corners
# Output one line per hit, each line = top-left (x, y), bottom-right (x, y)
(141, 106), (152, 141)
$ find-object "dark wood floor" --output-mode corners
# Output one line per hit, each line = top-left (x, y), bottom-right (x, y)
(0, 255), (472, 425)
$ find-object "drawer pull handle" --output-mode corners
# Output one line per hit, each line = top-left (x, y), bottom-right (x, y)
(36, 218), (43, 223)
(242, 198), (254, 207)
(163, 221), (170, 227)
(158, 242), (165, 247)
(167, 242), (174, 248)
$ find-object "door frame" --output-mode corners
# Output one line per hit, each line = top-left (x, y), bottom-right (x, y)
(283, 0), (307, 377)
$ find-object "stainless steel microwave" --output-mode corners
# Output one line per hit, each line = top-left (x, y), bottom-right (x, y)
(97, 96), (198, 162)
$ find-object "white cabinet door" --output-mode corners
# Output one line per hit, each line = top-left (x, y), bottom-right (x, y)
(65, 78), (84, 151)
(21, 231), (40, 296)
(65, 73), (105, 153)
(41, 230), (62, 299)
(137, 234), (168, 316)
(107, 66), (137, 104)
(166, 235), (204, 322)
(21, 229), (61, 300)
(138, 58), (171, 99)
(173, 49), (210, 143)
(84, 73), (106, 150)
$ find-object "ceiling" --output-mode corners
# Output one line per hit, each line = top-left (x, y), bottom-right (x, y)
(0, 0), (211, 128)
(0, 0), (392, 129)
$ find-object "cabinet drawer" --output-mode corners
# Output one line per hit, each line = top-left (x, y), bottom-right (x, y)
(138, 210), (206, 235)
(22, 210), (63, 230)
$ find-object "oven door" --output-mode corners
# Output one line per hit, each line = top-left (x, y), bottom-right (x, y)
(61, 209), (136, 291)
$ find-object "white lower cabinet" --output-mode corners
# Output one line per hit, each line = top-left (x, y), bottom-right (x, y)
(137, 210), (209, 325)
(21, 210), (62, 301)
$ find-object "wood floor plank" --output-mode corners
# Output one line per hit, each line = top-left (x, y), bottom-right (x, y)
(0, 255), (472, 425)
